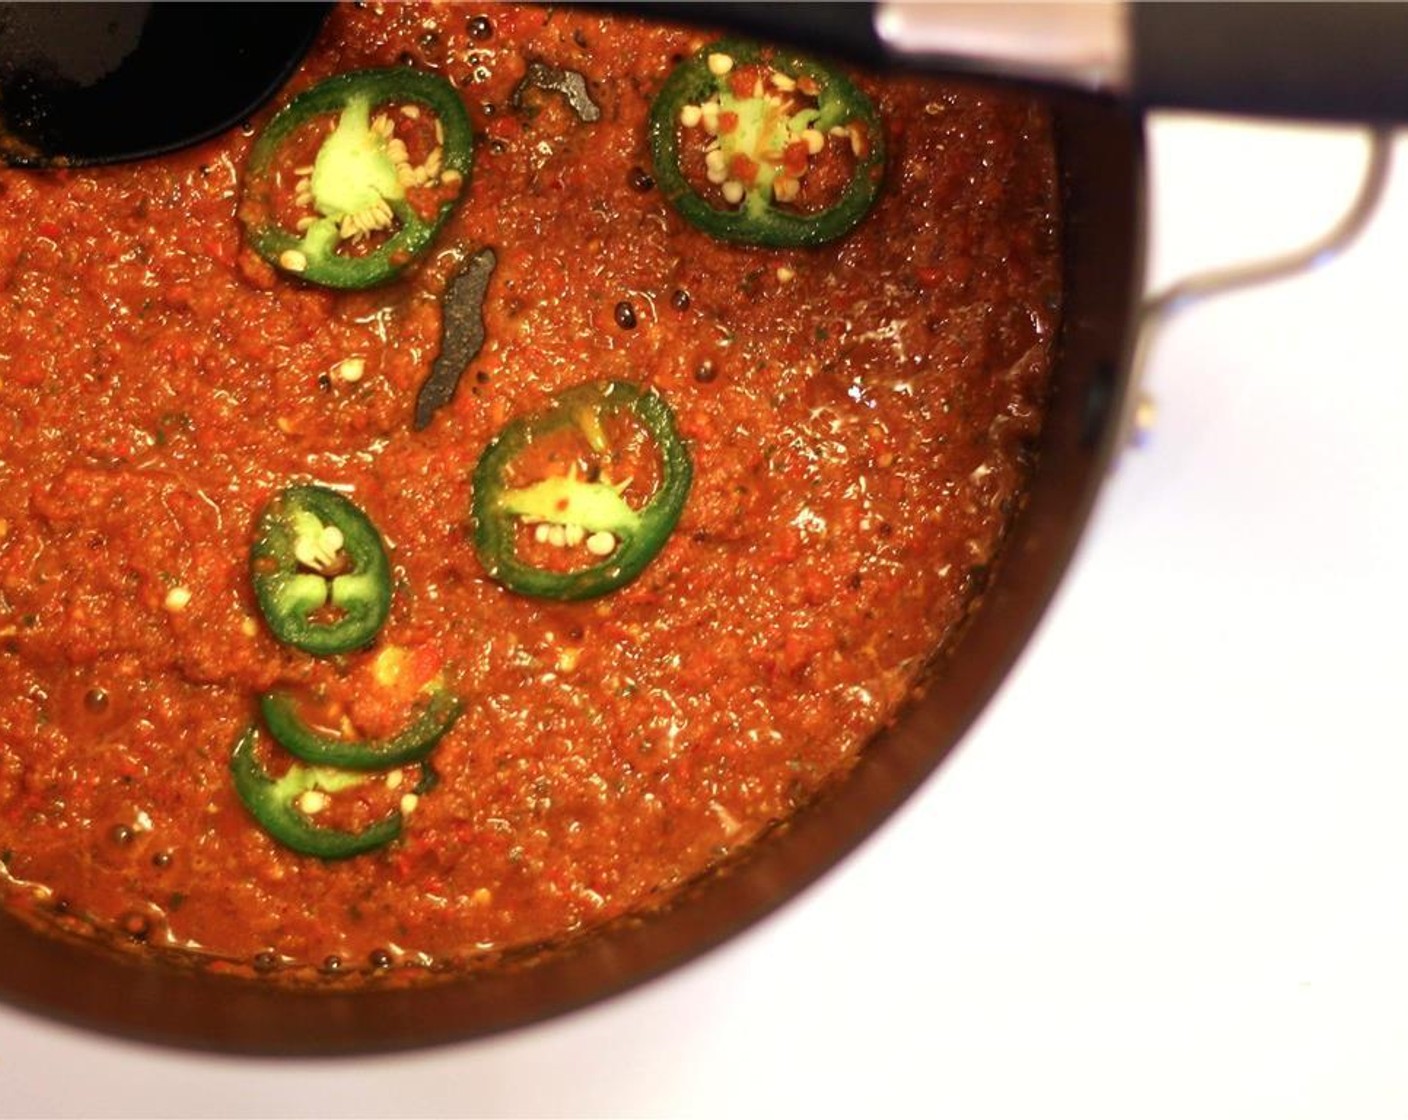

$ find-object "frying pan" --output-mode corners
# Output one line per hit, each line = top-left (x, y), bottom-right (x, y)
(0, 3), (1389, 1053)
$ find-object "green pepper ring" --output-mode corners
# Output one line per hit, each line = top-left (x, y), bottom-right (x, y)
(471, 381), (693, 601)
(229, 725), (403, 859)
(648, 39), (886, 248)
(249, 484), (393, 656)
(242, 67), (474, 289)
(260, 685), (462, 770)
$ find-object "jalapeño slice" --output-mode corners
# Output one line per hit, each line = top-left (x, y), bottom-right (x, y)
(471, 381), (692, 601)
(229, 725), (404, 860)
(260, 683), (461, 770)
(250, 484), (392, 656)
(240, 67), (473, 289)
(649, 40), (885, 248)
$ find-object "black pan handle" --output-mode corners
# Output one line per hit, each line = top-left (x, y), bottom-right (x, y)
(1130, 2), (1408, 122)
(618, 2), (1408, 124)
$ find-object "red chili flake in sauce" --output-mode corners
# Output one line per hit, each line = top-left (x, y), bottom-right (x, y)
(728, 153), (759, 186)
(781, 141), (810, 178)
(728, 71), (756, 99)
(0, 2), (1060, 976)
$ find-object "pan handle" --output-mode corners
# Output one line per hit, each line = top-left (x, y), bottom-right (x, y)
(888, 2), (1408, 122)
(1128, 3), (1408, 123)
(627, 2), (1408, 124)
(1121, 126), (1394, 452)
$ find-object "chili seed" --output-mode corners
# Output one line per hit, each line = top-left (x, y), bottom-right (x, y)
(110, 823), (134, 846)
(322, 954), (343, 974)
(253, 951), (280, 973)
(613, 301), (638, 330)
(152, 850), (172, 869)
(670, 288), (690, 311)
(52, 897), (71, 915)
(627, 167), (654, 192)
(586, 531), (617, 557)
(84, 687), (109, 713)
(164, 586), (192, 612)
(707, 52), (735, 77)
(317, 373), (333, 392)
(369, 948), (394, 970)
(336, 357), (365, 383)
(469, 14), (493, 40)
(694, 360), (718, 384)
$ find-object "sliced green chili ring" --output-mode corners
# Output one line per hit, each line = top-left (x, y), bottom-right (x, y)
(241, 67), (473, 289)
(229, 725), (402, 859)
(648, 39), (885, 248)
(250, 484), (392, 656)
(260, 684), (461, 770)
(471, 380), (692, 601)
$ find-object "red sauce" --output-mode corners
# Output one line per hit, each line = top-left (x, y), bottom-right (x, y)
(0, 4), (1059, 978)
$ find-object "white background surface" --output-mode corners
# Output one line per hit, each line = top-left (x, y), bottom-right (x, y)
(3, 114), (1407, 1119)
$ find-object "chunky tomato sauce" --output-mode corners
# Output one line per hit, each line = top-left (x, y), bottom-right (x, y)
(0, 4), (1059, 979)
